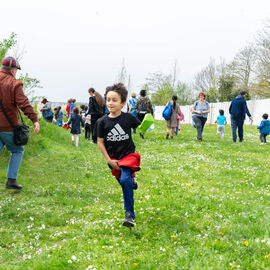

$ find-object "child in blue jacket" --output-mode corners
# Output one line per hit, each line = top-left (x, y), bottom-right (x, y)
(54, 106), (67, 127)
(257, 113), (270, 144)
(67, 107), (84, 147)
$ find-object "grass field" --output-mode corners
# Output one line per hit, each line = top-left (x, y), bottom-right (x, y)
(0, 119), (270, 270)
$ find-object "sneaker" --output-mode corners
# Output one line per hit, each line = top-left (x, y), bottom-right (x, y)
(132, 178), (138, 190)
(123, 212), (136, 227)
(166, 134), (169, 139)
(5, 179), (22, 190)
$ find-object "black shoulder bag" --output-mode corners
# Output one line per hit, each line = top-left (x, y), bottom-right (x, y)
(0, 100), (29, 145)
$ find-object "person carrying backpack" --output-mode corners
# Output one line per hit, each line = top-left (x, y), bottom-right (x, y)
(135, 90), (153, 139)
(165, 95), (180, 139)
(128, 92), (138, 134)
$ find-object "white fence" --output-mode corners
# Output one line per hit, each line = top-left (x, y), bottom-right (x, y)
(154, 98), (270, 125)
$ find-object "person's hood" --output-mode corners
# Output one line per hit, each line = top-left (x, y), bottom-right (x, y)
(263, 120), (270, 126)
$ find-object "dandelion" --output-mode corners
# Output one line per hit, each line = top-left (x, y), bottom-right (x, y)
(261, 247), (266, 250)
(177, 242), (182, 245)
(157, 217), (161, 220)
(188, 183), (192, 187)
(102, 258), (107, 262)
(171, 235), (176, 238)
(219, 232), (224, 236)
(162, 206), (166, 209)
(133, 262), (138, 267)
(244, 241), (249, 247)
(71, 255), (77, 261)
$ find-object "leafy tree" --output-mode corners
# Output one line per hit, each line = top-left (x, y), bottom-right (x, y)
(0, 32), (17, 62)
(18, 73), (43, 103)
(0, 33), (42, 103)
(218, 75), (236, 101)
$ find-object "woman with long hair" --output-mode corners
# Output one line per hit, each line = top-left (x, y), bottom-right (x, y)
(165, 95), (180, 139)
(85, 88), (105, 143)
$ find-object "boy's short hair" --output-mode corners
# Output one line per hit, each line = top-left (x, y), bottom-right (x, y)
(219, 109), (224, 115)
(73, 107), (79, 115)
(72, 99), (76, 103)
(131, 92), (136, 98)
(263, 113), (268, 119)
(105, 83), (127, 103)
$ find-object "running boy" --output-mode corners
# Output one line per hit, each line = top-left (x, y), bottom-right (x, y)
(96, 83), (141, 227)
(215, 109), (227, 139)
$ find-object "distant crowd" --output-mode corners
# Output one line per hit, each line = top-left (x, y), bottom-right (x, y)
(41, 89), (270, 146)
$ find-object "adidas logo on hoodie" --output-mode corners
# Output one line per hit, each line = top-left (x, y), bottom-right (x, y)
(107, 123), (129, 141)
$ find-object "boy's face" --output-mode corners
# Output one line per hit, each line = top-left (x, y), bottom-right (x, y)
(106, 91), (126, 113)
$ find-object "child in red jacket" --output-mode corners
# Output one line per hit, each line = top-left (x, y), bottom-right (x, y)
(96, 83), (141, 227)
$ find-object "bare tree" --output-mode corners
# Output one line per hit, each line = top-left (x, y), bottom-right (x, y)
(254, 19), (270, 98)
(228, 44), (257, 96)
(193, 58), (217, 93)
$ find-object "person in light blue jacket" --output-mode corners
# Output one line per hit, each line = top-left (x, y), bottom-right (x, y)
(257, 113), (270, 144)
(54, 106), (67, 127)
(192, 92), (210, 141)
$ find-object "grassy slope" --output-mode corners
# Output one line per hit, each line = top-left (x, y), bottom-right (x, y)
(0, 119), (269, 270)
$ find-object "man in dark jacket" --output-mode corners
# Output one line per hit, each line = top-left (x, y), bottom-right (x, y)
(229, 90), (253, 142)
(0, 57), (40, 189)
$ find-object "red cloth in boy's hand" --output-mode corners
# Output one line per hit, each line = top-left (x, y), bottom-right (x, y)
(111, 153), (141, 180)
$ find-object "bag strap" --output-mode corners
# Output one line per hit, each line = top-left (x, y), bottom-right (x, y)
(0, 99), (24, 129)
(0, 99), (15, 128)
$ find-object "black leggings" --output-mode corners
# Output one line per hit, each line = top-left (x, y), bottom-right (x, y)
(91, 114), (102, 143)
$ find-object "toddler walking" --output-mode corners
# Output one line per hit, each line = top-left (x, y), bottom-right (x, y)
(257, 113), (270, 144)
(67, 107), (84, 147)
(215, 109), (227, 139)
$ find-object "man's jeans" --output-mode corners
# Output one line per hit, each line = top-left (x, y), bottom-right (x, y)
(119, 166), (135, 219)
(230, 116), (244, 142)
(192, 115), (207, 140)
(0, 132), (24, 179)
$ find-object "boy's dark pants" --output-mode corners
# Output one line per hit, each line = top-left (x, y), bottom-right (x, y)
(119, 166), (135, 219)
(85, 123), (91, 139)
(231, 116), (244, 142)
(260, 134), (267, 143)
(192, 115), (207, 140)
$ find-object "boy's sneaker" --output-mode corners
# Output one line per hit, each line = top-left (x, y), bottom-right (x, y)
(123, 212), (136, 227)
(132, 178), (138, 190)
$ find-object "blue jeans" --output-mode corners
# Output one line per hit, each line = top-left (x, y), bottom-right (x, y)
(192, 115), (207, 140)
(0, 132), (24, 179)
(119, 166), (135, 219)
(231, 116), (244, 142)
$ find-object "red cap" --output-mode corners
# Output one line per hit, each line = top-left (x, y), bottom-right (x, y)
(2, 56), (21, 70)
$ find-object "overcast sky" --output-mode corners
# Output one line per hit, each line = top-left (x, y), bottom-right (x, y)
(2, 0), (270, 102)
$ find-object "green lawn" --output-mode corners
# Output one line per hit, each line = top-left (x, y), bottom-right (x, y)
(0, 119), (269, 269)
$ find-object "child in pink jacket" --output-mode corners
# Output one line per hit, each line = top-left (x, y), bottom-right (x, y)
(175, 110), (184, 135)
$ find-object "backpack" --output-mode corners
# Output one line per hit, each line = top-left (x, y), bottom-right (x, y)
(162, 101), (172, 120)
(129, 97), (137, 116)
(138, 98), (149, 114)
